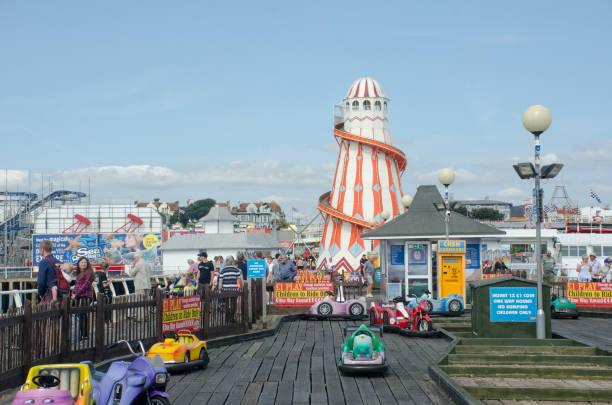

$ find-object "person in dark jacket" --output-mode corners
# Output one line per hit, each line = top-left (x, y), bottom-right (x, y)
(236, 253), (248, 281)
(37, 240), (58, 303)
(278, 255), (297, 282)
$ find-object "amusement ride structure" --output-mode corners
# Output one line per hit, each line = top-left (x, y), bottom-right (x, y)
(317, 78), (407, 273)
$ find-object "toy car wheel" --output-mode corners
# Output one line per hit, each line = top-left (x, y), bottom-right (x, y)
(447, 299), (462, 313)
(369, 310), (377, 325)
(417, 318), (433, 332)
(199, 348), (209, 369)
(150, 395), (171, 405)
(383, 312), (389, 325)
(423, 300), (434, 313)
(317, 302), (333, 316)
(349, 303), (364, 316)
(184, 351), (190, 364)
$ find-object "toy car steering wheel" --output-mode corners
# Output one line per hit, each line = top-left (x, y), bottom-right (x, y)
(32, 374), (61, 388)
(163, 331), (177, 340)
(393, 296), (406, 303)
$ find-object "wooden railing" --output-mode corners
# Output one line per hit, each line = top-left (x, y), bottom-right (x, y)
(0, 281), (263, 389)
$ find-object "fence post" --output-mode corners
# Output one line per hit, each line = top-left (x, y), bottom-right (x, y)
(247, 278), (252, 328)
(60, 297), (69, 361)
(155, 289), (163, 340)
(23, 299), (32, 375)
(242, 284), (249, 333)
(94, 293), (104, 363)
(203, 285), (210, 339)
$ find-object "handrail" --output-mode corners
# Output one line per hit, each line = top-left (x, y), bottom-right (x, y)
(317, 192), (373, 229)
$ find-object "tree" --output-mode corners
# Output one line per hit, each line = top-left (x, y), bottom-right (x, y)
(470, 207), (504, 221)
(169, 198), (216, 227)
(452, 206), (469, 216)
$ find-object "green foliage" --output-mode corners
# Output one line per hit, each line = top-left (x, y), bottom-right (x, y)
(470, 207), (504, 221)
(169, 198), (216, 227)
(452, 205), (469, 216)
(273, 218), (289, 229)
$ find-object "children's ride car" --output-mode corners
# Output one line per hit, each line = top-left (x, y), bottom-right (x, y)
(13, 363), (94, 405)
(309, 294), (367, 317)
(370, 297), (434, 332)
(95, 340), (170, 404)
(147, 330), (209, 370)
(415, 290), (464, 315)
(339, 324), (387, 374)
(551, 294), (579, 319)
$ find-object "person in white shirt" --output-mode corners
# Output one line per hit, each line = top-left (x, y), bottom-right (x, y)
(576, 255), (592, 282)
(588, 252), (603, 277)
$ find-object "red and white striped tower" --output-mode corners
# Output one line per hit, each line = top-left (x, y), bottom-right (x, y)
(317, 77), (407, 274)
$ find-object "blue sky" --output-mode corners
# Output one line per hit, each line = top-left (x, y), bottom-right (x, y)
(1, 1), (611, 215)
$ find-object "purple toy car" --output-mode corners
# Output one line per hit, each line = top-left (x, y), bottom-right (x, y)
(309, 296), (367, 317)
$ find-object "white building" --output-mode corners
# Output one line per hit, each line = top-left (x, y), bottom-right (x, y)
(160, 232), (281, 272)
(195, 205), (236, 234)
(232, 202), (285, 229)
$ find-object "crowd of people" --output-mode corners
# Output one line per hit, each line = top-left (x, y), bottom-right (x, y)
(576, 252), (612, 282)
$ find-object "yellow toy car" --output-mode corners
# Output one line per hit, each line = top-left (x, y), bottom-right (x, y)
(146, 330), (209, 371)
(14, 363), (94, 405)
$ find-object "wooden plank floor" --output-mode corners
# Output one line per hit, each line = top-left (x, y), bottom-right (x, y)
(552, 317), (612, 352)
(165, 319), (455, 404)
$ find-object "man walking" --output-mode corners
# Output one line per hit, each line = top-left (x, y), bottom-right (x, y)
(278, 254), (296, 282)
(364, 254), (375, 298)
(218, 256), (243, 291)
(37, 240), (58, 304)
(197, 252), (215, 290)
(131, 252), (151, 297)
(542, 250), (556, 284)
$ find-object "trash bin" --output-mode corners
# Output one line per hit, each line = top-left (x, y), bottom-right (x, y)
(470, 276), (551, 338)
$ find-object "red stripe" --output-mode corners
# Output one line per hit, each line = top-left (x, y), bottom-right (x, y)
(372, 81), (379, 97)
(353, 80), (361, 98)
(364, 80), (369, 97)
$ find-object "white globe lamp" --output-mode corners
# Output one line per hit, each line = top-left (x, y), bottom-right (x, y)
(437, 168), (455, 186)
(401, 194), (413, 208)
(522, 105), (552, 135)
(380, 210), (391, 221)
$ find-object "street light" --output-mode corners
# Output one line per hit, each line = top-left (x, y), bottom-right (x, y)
(517, 104), (560, 340)
(437, 168), (455, 240)
(402, 194), (413, 208)
(380, 210), (391, 221)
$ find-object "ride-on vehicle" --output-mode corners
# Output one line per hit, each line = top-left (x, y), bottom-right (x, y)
(13, 363), (94, 405)
(412, 290), (464, 316)
(309, 292), (367, 317)
(95, 340), (171, 404)
(147, 330), (209, 371)
(551, 294), (579, 319)
(370, 296), (434, 333)
(339, 324), (387, 374)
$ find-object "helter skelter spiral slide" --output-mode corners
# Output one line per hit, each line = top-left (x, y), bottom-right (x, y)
(317, 77), (407, 274)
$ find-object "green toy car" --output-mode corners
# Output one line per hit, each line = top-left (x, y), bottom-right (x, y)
(551, 294), (579, 319)
(339, 324), (388, 374)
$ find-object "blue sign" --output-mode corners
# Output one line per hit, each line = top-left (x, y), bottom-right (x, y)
(390, 244), (404, 266)
(247, 259), (266, 278)
(466, 243), (480, 269)
(376, 269), (381, 282)
(438, 240), (466, 253)
(490, 287), (537, 322)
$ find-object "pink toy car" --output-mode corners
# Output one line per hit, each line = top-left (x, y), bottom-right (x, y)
(309, 295), (367, 317)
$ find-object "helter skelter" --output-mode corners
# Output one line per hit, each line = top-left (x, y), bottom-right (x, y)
(317, 77), (408, 274)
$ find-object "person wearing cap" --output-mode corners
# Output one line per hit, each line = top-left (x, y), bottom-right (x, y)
(197, 252), (215, 289)
(588, 252), (602, 278)
(602, 258), (612, 282)
(576, 255), (592, 282)
(542, 251), (556, 284)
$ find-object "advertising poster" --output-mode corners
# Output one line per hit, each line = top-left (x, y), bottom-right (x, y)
(162, 296), (201, 332)
(567, 282), (612, 307)
(489, 287), (536, 322)
(274, 282), (334, 306)
(388, 243), (406, 283)
(33, 233), (162, 267)
(294, 270), (331, 282)
(407, 243), (428, 276)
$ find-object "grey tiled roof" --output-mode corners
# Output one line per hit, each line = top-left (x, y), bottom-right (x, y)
(362, 185), (505, 239)
(200, 206), (238, 222)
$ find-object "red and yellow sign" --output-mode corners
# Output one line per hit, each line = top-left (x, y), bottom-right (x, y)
(293, 270), (331, 282)
(162, 295), (201, 332)
(483, 274), (504, 279)
(567, 282), (612, 307)
(275, 282), (334, 306)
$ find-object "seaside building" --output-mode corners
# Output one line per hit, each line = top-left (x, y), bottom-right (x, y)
(457, 198), (513, 220)
(231, 202), (285, 230)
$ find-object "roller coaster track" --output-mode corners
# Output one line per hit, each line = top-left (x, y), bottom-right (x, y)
(317, 123), (407, 228)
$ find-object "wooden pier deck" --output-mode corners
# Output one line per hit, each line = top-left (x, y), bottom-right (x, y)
(166, 319), (454, 404)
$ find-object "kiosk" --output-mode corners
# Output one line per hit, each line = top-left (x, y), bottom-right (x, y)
(437, 240), (466, 303)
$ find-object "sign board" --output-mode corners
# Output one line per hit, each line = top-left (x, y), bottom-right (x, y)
(247, 259), (266, 278)
(489, 287), (536, 322)
(274, 282), (334, 306)
(567, 282), (612, 307)
(465, 243), (480, 269)
(438, 240), (466, 253)
(162, 295), (201, 332)
(294, 270), (331, 282)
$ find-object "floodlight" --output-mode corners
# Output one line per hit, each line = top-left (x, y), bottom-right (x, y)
(541, 163), (564, 179)
(513, 163), (536, 179)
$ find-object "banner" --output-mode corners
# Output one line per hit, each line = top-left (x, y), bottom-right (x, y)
(274, 282), (334, 306)
(32, 233), (162, 267)
(483, 274), (504, 279)
(162, 295), (201, 332)
(294, 269), (331, 282)
(567, 282), (612, 307)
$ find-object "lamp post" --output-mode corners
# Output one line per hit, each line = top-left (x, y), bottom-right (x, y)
(521, 104), (552, 340)
(437, 168), (455, 240)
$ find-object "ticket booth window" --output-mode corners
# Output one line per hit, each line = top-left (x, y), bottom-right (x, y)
(405, 242), (432, 297)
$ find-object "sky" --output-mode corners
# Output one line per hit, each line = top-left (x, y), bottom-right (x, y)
(1, 1), (612, 218)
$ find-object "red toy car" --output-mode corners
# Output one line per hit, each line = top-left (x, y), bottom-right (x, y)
(369, 297), (434, 333)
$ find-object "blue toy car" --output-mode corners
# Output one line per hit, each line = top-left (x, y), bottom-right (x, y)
(417, 290), (464, 315)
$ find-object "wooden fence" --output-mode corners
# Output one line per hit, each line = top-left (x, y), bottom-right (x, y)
(0, 282), (261, 389)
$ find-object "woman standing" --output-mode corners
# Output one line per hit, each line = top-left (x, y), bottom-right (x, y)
(576, 255), (592, 282)
(72, 257), (95, 340)
(96, 262), (113, 326)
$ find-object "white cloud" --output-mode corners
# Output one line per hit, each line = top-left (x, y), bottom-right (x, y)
(411, 168), (498, 186)
(496, 187), (526, 198)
